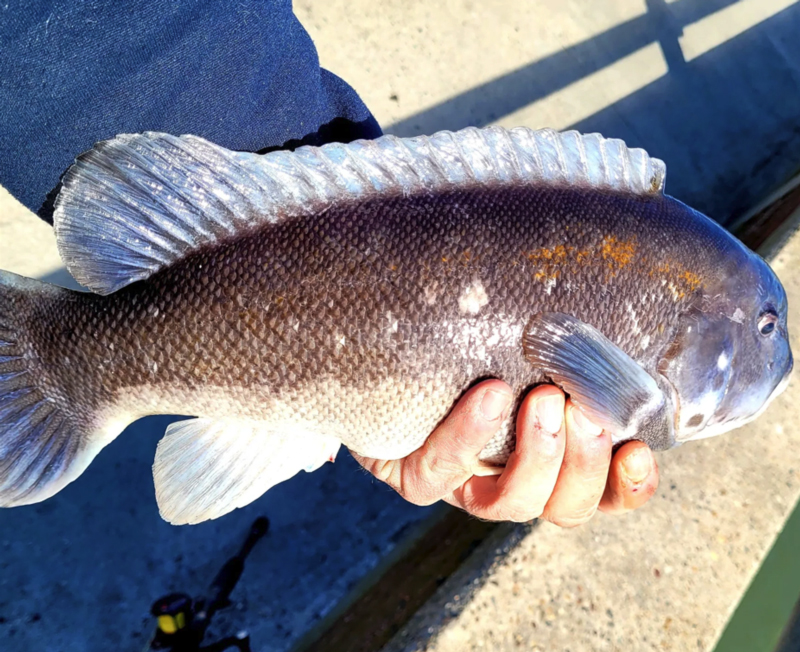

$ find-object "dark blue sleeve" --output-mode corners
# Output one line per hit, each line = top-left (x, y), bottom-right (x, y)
(0, 0), (382, 220)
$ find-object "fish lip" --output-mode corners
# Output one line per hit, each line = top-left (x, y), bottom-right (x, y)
(772, 360), (794, 401)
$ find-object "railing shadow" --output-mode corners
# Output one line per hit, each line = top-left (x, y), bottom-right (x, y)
(389, 0), (800, 226)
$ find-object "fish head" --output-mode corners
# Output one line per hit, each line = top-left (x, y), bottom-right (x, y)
(660, 250), (792, 443)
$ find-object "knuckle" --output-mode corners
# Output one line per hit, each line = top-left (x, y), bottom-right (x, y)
(496, 495), (544, 523)
(504, 505), (542, 523)
(398, 464), (445, 507)
(418, 447), (466, 485)
(547, 504), (598, 528)
(370, 459), (395, 483)
(469, 489), (543, 523)
(402, 491), (439, 507)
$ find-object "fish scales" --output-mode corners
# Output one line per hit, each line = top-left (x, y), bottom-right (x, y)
(25, 187), (733, 462)
(0, 126), (791, 523)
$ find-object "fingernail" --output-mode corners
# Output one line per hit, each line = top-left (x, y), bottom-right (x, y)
(481, 389), (511, 421)
(621, 448), (653, 484)
(536, 394), (564, 434)
(571, 406), (603, 436)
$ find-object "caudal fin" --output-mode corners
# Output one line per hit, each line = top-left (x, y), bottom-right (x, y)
(0, 270), (101, 507)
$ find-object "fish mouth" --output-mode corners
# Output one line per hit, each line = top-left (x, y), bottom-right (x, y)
(770, 359), (794, 403)
(675, 357), (793, 443)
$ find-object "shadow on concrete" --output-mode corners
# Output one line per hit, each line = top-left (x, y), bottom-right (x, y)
(776, 595), (800, 652)
(3, 1), (800, 651)
(389, 0), (800, 227)
(0, 415), (434, 652)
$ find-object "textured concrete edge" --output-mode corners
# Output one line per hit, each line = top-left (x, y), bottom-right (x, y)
(757, 195), (800, 263)
(289, 503), (451, 652)
(379, 522), (533, 652)
(712, 493), (800, 652)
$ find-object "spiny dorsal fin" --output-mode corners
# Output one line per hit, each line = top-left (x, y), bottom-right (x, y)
(53, 127), (666, 295)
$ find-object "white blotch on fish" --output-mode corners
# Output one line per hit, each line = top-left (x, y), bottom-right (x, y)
(423, 283), (439, 306)
(385, 311), (399, 334)
(458, 280), (489, 315)
(625, 302), (642, 335)
(440, 317), (522, 364)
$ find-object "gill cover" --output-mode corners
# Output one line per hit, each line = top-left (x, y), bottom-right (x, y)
(661, 249), (792, 442)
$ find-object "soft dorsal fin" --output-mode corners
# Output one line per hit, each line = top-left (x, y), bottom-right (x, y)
(53, 127), (667, 295)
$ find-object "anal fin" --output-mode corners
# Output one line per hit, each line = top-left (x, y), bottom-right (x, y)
(153, 418), (342, 525)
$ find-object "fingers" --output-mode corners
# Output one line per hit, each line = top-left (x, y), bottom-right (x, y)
(351, 379), (513, 506)
(599, 441), (659, 514)
(354, 381), (658, 525)
(446, 385), (566, 522)
(540, 401), (613, 527)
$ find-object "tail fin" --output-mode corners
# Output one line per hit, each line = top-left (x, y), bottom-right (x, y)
(0, 270), (98, 507)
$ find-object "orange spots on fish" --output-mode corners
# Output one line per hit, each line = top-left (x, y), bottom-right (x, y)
(600, 236), (636, 269)
(681, 270), (702, 292)
(533, 270), (561, 282)
(649, 261), (705, 299)
(525, 246), (571, 288)
(526, 244), (572, 262)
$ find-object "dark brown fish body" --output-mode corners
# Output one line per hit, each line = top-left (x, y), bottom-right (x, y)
(0, 126), (791, 524)
(24, 186), (742, 458)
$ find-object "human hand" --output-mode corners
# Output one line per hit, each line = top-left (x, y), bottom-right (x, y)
(350, 379), (659, 525)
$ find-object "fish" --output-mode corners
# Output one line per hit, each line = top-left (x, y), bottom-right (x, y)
(0, 126), (792, 525)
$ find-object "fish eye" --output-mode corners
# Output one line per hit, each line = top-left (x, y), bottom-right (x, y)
(758, 309), (778, 336)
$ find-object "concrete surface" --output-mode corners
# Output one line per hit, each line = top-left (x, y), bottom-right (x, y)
(713, 480), (800, 652)
(2, 1), (800, 651)
(301, 0), (800, 227)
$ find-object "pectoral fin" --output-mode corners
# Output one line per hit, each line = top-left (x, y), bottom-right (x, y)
(153, 418), (341, 525)
(523, 313), (675, 450)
